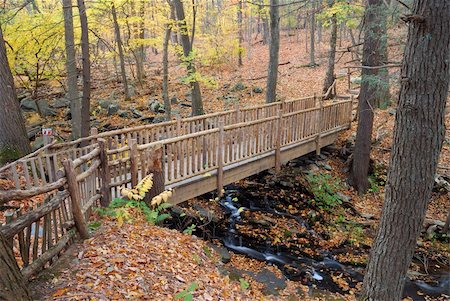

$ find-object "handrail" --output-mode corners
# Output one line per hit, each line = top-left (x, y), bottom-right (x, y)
(0, 177), (66, 204)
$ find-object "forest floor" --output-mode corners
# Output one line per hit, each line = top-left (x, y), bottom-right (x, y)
(10, 29), (450, 300)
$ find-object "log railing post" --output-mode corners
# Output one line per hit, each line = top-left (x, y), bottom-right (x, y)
(217, 120), (224, 197)
(315, 100), (323, 156)
(347, 67), (351, 91)
(176, 115), (182, 136)
(349, 95), (355, 128)
(98, 139), (111, 207)
(275, 110), (282, 173)
(234, 102), (240, 123)
(129, 139), (138, 187)
(145, 144), (165, 203)
(62, 159), (89, 240)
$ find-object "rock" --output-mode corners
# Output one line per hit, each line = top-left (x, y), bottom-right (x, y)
(31, 137), (44, 151)
(152, 116), (166, 124)
(118, 110), (128, 118)
(179, 102), (192, 108)
(252, 86), (263, 93)
(36, 99), (57, 116)
(141, 117), (155, 123)
(279, 181), (294, 188)
(253, 269), (286, 295)
(318, 153), (327, 160)
(148, 99), (163, 113)
(107, 104), (120, 115)
(171, 109), (180, 115)
(388, 108), (397, 115)
(20, 98), (37, 111)
(170, 97), (179, 104)
(52, 97), (70, 108)
(231, 82), (246, 92)
(99, 99), (113, 109)
(208, 243), (231, 264)
(193, 204), (221, 223)
(360, 212), (374, 219)
(131, 109), (143, 118)
(322, 164), (332, 171)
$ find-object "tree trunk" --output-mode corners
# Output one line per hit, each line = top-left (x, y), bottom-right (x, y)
(350, 0), (385, 194)
(265, 0), (279, 104)
(0, 231), (32, 300)
(163, 1), (175, 121)
(62, 0), (81, 140)
(173, 0), (203, 116)
(0, 26), (31, 163)
(112, 3), (130, 100)
(237, 0), (243, 66)
(375, 4), (390, 108)
(309, 0), (316, 66)
(322, 0), (337, 98)
(361, 1), (450, 299)
(77, 0), (91, 139)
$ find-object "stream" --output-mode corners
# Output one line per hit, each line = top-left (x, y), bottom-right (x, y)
(167, 173), (449, 300)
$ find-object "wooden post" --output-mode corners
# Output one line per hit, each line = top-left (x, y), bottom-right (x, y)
(347, 67), (351, 91)
(217, 120), (224, 197)
(176, 115), (182, 136)
(62, 159), (89, 240)
(274, 110), (282, 173)
(98, 139), (111, 207)
(315, 99), (323, 156)
(313, 92), (317, 107)
(129, 139), (138, 187)
(234, 102), (240, 123)
(145, 144), (164, 204)
(4, 212), (14, 249)
(349, 95), (355, 128)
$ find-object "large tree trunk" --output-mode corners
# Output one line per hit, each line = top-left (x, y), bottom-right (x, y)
(350, 0), (385, 194)
(163, 1), (175, 120)
(112, 3), (130, 100)
(309, 0), (316, 66)
(361, 1), (450, 300)
(173, 0), (203, 116)
(0, 231), (32, 300)
(0, 26), (31, 163)
(62, 0), (81, 140)
(77, 0), (91, 139)
(265, 0), (279, 104)
(322, 0), (337, 98)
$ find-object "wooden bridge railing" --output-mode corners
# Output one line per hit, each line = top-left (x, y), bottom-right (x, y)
(0, 93), (352, 280)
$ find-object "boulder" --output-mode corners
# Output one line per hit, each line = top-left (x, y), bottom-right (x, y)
(252, 86), (263, 93)
(131, 109), (143, 118)
(148, 99), (165, 113)
(170, 97), (179, 104)
(118, 110), (128, 118)
(99, 99), (113, 109)
(152, 116), (166, 124)
(231, 82), (246, 92)
(52, 97), (71, 108)
(107, 104), (120, 115)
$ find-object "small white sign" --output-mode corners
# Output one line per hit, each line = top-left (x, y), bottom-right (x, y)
(42, 128), (53, 136)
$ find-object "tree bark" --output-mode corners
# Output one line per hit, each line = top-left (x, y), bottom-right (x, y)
(350, 0), (385, 194)
(77, 0), (91, 139)
(265, 0), (279, 104)
(173, 0), (204, 116)
(111, 3), (130, 100)
(237, 0), (243, 66)
(375, 3), (390, 108)
(309, 0), (316, 66)
(163, 1), (175, 120)
(62, 0), (81, 140)
(322, 0), (337, 98)
(0, 26), (31, 163)
(0, 231), (32, 300)
(360, 1), (450, 300)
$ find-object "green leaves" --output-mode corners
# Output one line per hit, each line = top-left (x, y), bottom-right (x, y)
(305, 172), (343, 211)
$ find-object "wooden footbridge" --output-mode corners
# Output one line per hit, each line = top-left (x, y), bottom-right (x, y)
(0, 91), (353, 279)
